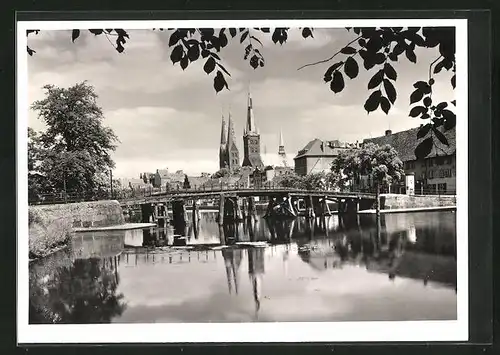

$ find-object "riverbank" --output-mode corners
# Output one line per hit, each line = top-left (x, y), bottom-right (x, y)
(358, 206), (456, 214)
(29, 200), (148, 260)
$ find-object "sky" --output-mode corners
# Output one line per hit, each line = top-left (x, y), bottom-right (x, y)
(27, 27), (454, 178)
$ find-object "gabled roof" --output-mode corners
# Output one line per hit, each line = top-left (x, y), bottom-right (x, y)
(363, 126), (456, 162)
(294, 139), (350, 160)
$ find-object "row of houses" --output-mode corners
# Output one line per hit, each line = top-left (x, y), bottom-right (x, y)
(293, 127), (456, 195)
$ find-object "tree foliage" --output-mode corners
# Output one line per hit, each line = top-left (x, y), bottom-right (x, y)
(211, 167), (231, 179)
(331, 143), (404, 189)
(27, 27), (456, 159)
(29, 82), (118, 199)
(275, 171), (339, 191)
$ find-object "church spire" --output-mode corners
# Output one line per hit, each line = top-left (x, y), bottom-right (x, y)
(246, 91), (256, 133)
(278, 128), (287, 167)
(220, 114), (227, 145)
(227, 111), (235, 147)
(279, 128), (284, 147)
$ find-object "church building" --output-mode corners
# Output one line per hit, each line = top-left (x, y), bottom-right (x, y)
(242, 92), (264, 169)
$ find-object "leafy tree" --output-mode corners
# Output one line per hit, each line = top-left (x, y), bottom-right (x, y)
(30, 82), (118, 197)
(211, 167), (230, 179)
(331, 143), (404, 193)
(27, 27), (456, 158)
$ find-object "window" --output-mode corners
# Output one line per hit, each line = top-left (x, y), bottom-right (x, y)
(428, 170), (434, 179)
(438, 183), (447, 193)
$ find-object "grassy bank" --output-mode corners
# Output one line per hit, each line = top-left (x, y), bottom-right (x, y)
(29, 207), (73, 259)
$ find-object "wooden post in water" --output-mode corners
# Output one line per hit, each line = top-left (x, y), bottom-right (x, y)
(218, 194), (225, 225)
(248, 196), (257, 220)
(375, 184), (381, 217)
(241, 197), (248, 219)
(234, 197), (243, 221)
(141, 203), (153, 223)
(172, 200), (187, 228)
(305, 195), (315, 219)
(192, 199), (200, 229)
(264, 197), (275, 218)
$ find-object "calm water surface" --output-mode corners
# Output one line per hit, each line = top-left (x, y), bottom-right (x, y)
(29, 211), (457, 323)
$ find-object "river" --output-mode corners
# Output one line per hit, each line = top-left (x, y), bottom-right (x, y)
(29, 211), (457, 323)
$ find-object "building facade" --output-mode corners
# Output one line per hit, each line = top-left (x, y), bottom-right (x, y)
(294, 139), (354, 176)
(363, 127), (456, 194)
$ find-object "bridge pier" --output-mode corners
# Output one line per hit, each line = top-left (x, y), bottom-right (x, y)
(192, 199), (200, 229)
(233, 197), (243, 221)
(264, 197), (276, 218)
(218, 194), (225, 225)
(141, 203), (153, 223)
(247, 197), (257, 220)
(172, 200), (187, 228)
(305, 195), (315, 219)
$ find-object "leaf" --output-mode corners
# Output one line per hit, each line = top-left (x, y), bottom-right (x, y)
(240, 31), (249, 43)
(324, 61), (344, 82)
(250, 55), (259, 69)
(434, 60), (444, 74)
(341, 46), (357, 54)
(330, 71), (345, 93)
(384, 63), (397, 80)
(410, 89), (424, 104)
(368, 70), (384, 89)
(89, 29), (103, 35)
(409, 106), (427, 117)
(260, 28), (270, 33)
(219, 33), (228, 47)
(380, 96), (390, 114)
(451, 100), (456, 106)
(72, 29), (80, 42)
(405, 48), (417, 63)
(383, 79), (397, 104)
(413, 81), (431, 94)
(417, 124), (432, 139)
(170, 45), (184, 64)
(451, 74), (456, 89)
(210, 52), (221, 60)
(229, 28), (237, 37)
(214, 71), (229, 93)
(187, 44), (200, 61)
(364, 90), (382, 113)
(216, 62), (231, 77)
(423, 97), (432, 107)
(344, 57), (359, 79)
(27, 46), (35, 56)
(203, 57), (216, 74)
(432, 126), (449, 146)
(442, 109), (456, 130)
(180, 56), (189, 70)
(415, 137), (433, 159)
(201, 49), (210, 58)
(302, 27), (313, 38)
(436, 102), (448, 110)
(374, 53), (386, 64)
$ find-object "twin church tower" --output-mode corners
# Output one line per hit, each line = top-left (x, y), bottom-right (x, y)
(219, 92), (287, 171)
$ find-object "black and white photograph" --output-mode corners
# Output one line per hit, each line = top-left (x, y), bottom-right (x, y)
(17, 19), (468, 343)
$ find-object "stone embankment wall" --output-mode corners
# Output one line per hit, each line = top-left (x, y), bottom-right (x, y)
(29, 200), (125, 258)
(380, 194), (456, 210)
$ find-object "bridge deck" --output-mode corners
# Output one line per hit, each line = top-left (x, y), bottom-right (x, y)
(118, 188), (376, 206)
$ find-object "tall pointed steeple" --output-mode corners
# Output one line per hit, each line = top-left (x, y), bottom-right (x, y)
(278, 128), (287, 167)
(219, 113), (228, 169)
(246, 91), (256, 133)
(225, 111), (240, 171)
(242, 89), (264, 169)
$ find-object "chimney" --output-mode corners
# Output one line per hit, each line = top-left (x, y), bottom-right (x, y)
(385, 130), (392, 136)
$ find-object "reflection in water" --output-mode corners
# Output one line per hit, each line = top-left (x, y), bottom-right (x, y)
(29, 211), (457, 323)
(30, 232), (127, 323)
